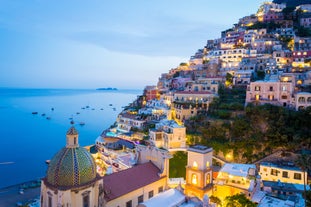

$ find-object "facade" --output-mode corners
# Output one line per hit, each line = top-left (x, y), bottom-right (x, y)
(116, 113), (146, 132)
(173, 103), (198, 122)
(173, 91), (216, 110)
(144, 86), (159, 101)
(245, 78), (294, 107)
(295, 92), (311, 110)
(259, 162), (308, 185)
(40, 127), (104, 207)
(213, 163), (257, 201)
(103, 145), (171, 207)
(149, 119), (186, 149)
(185, 145), (213, 199)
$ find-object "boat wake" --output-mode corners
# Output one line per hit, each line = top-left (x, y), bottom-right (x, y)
(0, 162), (15, 165)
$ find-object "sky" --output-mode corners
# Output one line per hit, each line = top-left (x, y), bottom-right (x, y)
(0, 0), (264, 89)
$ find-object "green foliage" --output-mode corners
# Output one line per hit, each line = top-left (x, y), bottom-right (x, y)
(225, 194), (256, 207)
(210, 195), (222, 206)
(296, 26), (311, 37)
(186, 87), (311, 163)
(255, 70), (265, 80)
(169, 151), (187, 178)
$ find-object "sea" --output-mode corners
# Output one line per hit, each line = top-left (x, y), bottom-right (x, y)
(0, 88), (141, 188)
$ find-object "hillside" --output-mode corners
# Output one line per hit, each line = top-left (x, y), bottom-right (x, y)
(273, 0), (311, 7)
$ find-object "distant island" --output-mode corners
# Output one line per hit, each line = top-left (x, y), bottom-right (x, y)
(96, 87), (118, 91)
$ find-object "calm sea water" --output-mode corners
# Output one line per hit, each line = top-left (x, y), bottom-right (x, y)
(0, 88), (141, 188)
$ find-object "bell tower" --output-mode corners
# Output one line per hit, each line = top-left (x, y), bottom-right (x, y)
(66, 126), (79, 148)
(185, 145), (213, 199)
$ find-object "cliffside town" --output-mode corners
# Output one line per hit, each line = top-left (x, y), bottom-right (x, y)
(36, 1), (311, 207)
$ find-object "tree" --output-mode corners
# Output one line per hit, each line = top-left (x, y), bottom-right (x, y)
(295, 154), (311, 207)
(225, 194), (256, 207)
(210, 195), (222, 206)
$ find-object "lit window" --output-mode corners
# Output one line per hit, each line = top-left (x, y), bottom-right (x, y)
(206, 161), (210, 168)
(193, 161), (198, 169)
(294, 173), (302, 180)
(192, 174), (198, 185)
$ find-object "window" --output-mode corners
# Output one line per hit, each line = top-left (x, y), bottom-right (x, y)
(126, 200), (132, 207)
(192, 173), (198, 185)
(269, 86), (273, 91)
(282, 171), (289, 178)
(271, 169), (279, 176)
(48, 196), (52, 207)
(294, 173), (302, 180)
(47, 192), (53, 207)
(282, 86), (287, 91)
(148, 190), (154, 199)
(138, 195), (143, 204)
(255, 86), (261, 91)
(158, 186), (163, 193)
(193, 161), (198, 169)
(82, 192), (90, 207)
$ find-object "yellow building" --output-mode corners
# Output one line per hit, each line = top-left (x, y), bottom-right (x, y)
(104, 145), (172, 207)
(259, 162), (307, 185)
(185, 145), (213, 199)
(213, 163), (257, 201)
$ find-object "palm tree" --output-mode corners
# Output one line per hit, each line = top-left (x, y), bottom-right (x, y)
(296, 154), (311, 207)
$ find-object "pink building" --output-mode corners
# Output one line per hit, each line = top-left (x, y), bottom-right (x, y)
(144, 85), (158, 101)
(263, 11), (284, 22)
(245, 78), (294, 107)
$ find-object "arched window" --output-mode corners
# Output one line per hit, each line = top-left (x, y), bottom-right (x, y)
(298, 97), (306, 103)
(192, 174), (198, 185)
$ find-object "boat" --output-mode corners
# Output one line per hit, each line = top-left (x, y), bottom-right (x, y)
(109, 104), (113, 106)
(32, 112), (38, 115)
(76, 112), (80, 114)
(70, 120), (74, 125)
(41, 113), (46, 116)
(113, 108), (116, 111)
(46, 117), (51, 120)
(79, 122), (85, 126)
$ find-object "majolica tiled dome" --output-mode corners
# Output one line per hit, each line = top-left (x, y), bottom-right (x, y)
(46, 127), (97, 188)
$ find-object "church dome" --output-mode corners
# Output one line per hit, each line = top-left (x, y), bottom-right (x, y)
(46, 127), (97, 188)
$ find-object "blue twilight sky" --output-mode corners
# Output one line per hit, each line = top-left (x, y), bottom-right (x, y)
(0, 0), (263, 89)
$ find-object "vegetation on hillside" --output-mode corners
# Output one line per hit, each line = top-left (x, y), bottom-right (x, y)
(185, 85), (311, 163)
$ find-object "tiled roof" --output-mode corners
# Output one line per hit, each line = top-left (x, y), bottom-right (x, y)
(103, 162), (162, 202)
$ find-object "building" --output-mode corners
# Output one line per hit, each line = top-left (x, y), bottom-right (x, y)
(185, 145), (213, 199)
(40, 127), (104, 207)
(116, 112), (146, 133)
(213, 163), (257, 201)
(144, 86), (159, 101)
(103, 145), (171, 207)
(245, 78), (294, 108)
(149, 119), (186, 149)
(295, 92), (311, 110)
(259, 162), (308, 185)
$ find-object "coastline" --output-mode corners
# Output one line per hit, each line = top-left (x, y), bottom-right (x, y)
(0, 180), (41, 207)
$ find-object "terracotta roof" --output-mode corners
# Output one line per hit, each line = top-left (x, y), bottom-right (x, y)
(103, 162), (162, 202)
